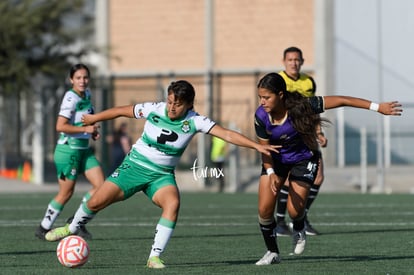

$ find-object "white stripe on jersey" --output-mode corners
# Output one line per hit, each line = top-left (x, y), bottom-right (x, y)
(132, 102), (216, 167)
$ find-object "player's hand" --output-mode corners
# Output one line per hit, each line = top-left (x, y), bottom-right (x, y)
(92, 130), (100, 141)
(82, 114), (96, 125)
(83, 124), (100, 136)
(379, 101), (403, 116)
(258, 144), (281, 156)
(269, 174), (282, 195)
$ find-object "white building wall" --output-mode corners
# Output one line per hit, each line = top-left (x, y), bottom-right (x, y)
(334, 0), (414, 164)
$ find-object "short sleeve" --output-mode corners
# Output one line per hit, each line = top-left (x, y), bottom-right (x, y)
(309, 96), (325, 114)
(133, 102), (159, 119)
(193, 114), (216, 134)
(254, 114), (269, 140)
(58, 91), (76, 119)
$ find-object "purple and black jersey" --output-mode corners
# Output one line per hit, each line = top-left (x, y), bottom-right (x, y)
(254, 96), (325, 164)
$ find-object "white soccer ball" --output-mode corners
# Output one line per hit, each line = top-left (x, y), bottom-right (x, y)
(56, 235), (89, 268)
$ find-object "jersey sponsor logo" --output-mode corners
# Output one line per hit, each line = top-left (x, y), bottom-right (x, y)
(157, 129), (179, 144)
(152, 115), (160, 123)
(77, 102), (87, 111)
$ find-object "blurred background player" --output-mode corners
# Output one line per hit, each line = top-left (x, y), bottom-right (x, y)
(35, 63), (104, 240)
(210, 136), (227, 192)
(106, 122), (132, 175)
(276, 47), (328, 236)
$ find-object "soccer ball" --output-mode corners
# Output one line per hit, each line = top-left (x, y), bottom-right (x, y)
(56, 235), (89, 268)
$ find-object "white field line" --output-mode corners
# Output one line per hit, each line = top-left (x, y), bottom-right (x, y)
(1, 218), (414, 227)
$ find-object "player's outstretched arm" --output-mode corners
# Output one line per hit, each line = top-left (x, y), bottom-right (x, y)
(323, 96), (403, 116)
(208, 124), (280, 156)
(82, 105), (135, 125)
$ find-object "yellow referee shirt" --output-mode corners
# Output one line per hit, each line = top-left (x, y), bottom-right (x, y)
(279, 71), (316, 97)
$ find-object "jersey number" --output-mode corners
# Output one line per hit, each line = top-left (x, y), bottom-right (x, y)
(157, 129), (178, 144)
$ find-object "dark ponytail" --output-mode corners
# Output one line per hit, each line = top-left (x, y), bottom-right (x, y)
(284, 91), (322, 150)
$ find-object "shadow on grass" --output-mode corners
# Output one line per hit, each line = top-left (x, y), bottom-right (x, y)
(0, 249), (54, 256)
(321, 227), (414, 235)
(284, 254), (414, 263)
(166, 253), (414, 268)
(174, 232), (257, 239)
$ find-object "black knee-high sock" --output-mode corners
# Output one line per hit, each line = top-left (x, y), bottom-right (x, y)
(305, 184), (321, 215)
(292, 216), (305, 232)
(259, 220), (279, 253)
(276, 185), (289, 223)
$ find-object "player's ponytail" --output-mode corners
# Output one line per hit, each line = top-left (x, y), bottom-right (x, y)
(284, 91), (321, 150)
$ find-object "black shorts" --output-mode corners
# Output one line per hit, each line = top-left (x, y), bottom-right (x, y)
(261, 154), (319, 185)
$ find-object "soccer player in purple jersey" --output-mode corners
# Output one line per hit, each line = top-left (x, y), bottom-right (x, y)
(254, 72), (402, 265)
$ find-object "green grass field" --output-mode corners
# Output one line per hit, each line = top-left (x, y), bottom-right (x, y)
(0, 192), (413, 274)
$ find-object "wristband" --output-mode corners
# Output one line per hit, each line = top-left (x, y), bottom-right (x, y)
(369, 102), (379, 112)
(266, 168), (275, 176)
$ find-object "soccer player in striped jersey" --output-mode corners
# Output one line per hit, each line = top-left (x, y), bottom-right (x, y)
(35, 64), (104, 241)
(45, 80), (279, 269)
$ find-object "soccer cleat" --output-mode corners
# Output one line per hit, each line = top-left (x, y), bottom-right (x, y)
(255, 251), (281, 265)
(292, 229), (306, 255)
(276, 221), (292, 237)
(147, 256), (165, 269)
(304, 219), (320, 236)
(35, 225), (49, 240)
(45, 224), (72, 242)
(77, 225), (93, 240)
(66, 216), (93, 240)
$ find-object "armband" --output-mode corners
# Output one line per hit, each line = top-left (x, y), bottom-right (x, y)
(266, 168), (275, 176)
(369, 102), (379, 112)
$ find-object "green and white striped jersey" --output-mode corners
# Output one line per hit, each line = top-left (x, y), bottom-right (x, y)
(131, 102), (216, 168)
(57, 89), (94, 148)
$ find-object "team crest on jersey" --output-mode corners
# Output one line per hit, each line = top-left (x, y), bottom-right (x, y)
(181, 121), (191, 133)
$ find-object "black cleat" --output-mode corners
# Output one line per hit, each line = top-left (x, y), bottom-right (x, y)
(276, 221), (292, 237)
(304, 219), (320, 236)
(77, 225), (93, 240)
(66, 216), (93, 240)
(35, 225), (49, 240)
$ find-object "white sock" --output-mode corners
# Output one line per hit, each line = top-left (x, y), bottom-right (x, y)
(81, 192), (91, 203)
(40, 200), (63, 230)
(68, 202), (96, 233)
(149, 219), (175, 258)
